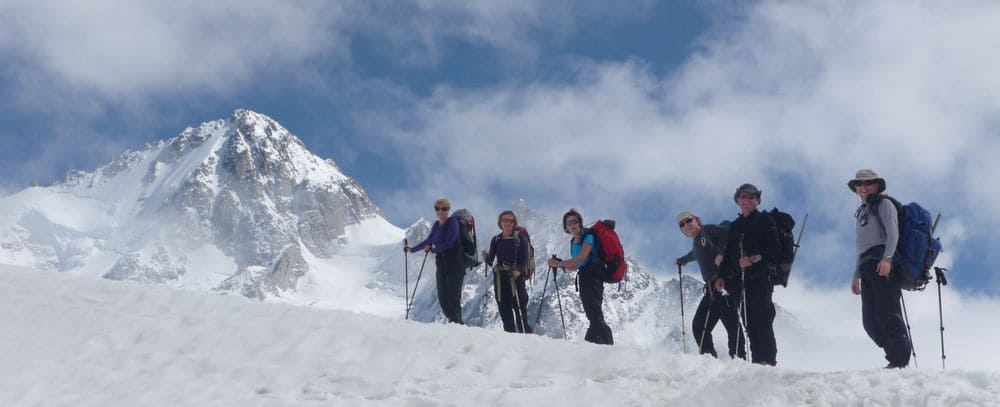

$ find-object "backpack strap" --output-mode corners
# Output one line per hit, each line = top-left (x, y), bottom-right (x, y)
(513, 230), (521, 272)
(581, 228), (601, 264)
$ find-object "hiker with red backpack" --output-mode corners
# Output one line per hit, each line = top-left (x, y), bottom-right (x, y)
(481, 210), (533, 334)
(675, 210), (746, 360)
(720, 184), (780, 366)
(547, 209), (615, 345)
(849, 169), (912, 369)
(405, 198), (467, 325)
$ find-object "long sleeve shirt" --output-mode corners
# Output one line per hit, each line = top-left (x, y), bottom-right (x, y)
(720, 209), (780, 281)
(678, 224), (729, 283)
(854, 195), (899, 278)
(484, 232), (529, 273)
(411, 217), (460, 254)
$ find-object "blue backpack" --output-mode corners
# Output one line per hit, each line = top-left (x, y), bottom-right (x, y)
(878, 196), (942, 291)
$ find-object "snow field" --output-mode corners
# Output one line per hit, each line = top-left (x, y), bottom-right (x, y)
(2, 266), (998, 406)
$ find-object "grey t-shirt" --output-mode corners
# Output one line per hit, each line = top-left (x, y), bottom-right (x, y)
(854, 195), (899, 278)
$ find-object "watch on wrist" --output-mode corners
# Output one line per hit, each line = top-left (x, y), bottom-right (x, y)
(884, 256), (893, 262)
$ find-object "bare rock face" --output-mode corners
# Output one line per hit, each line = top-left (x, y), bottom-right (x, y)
(104, 248), (187, 285)
(216, 245), (309, 301)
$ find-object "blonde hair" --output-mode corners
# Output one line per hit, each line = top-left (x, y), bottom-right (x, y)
(434, 198), (451, 209)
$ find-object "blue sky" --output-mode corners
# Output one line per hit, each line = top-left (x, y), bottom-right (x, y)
(2, 1), (999, 294)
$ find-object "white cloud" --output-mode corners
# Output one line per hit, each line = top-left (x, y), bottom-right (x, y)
(0, 1), (649, 102)
(0, 1), (351, 100)
(380, 0), (1000, 286)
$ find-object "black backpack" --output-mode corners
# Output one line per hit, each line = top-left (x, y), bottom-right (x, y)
(767, 208), (797, 287)
(514, 226), (536, 279)
(451, 209), (481, 269)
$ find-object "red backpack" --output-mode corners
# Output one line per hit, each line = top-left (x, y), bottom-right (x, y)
(587, 220), (627, 283)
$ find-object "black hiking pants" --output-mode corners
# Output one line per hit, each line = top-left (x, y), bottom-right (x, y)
(742, 276), (777, 365)
(579, 265), (613, 345)
(860, 258), (911, 366)
(692, 288), (746, 359)
(435, 248), (466, 324)
(495, 269), (533, 333)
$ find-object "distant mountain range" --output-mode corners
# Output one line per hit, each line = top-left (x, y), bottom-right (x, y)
(0, 109), (788, 350)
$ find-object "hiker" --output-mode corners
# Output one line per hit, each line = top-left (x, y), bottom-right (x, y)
(674, 210), (746, 359)
(546, 209), (613, 345)
(481, 210), (533, 334)
(720, 184), (780, 365)
(405, 198), (465, 324)
(849, 169), (911, 368)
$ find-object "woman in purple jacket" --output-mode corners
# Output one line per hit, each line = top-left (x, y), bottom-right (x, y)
(406, 198), (465, 324)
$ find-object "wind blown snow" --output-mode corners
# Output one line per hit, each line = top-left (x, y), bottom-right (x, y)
(2, 266), (997, 406)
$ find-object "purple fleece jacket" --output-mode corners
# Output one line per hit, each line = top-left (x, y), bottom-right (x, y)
(411, 217), (460, 254)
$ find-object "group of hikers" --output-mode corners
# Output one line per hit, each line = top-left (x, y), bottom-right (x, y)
(404, 169), (929, 369)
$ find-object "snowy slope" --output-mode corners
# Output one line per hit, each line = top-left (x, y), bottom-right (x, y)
(2, 265), (997, 406)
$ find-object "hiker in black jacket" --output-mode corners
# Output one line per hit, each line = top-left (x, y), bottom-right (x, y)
(675, 210), (746, 359)
(482, 210), (533, 334)
(720, 184), (780, 365)
(849, 169), (911, 369)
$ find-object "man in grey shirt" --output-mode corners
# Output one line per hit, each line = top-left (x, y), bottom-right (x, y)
(675, 210), (746, 359)
(849, 169), (910, 369)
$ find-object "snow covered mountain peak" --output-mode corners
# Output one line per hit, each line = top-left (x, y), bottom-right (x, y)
(1, 110), (399, 302)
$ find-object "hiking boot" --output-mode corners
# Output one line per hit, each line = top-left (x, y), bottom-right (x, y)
(884, 362), (907, 369)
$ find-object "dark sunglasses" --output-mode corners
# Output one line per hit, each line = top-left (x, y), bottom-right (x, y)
(737, 193), (757, 200)
(855, 180), (876, 186)
(434, 207), (450, 212)
(565, 219), (580, 226)
(678, 218), (695, 228)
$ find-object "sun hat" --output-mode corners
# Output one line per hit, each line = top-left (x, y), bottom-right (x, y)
(676, 210), (697, 225)
(847, 169), (886, 193)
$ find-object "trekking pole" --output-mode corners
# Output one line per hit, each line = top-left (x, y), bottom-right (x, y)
(738, 235), (752, 362)
(481, 263), (491, 327)
(698, 286), (712, 355)
(935, 266), (948, 370)
(794, 213), (809, 258)
(511, 274), (527, 333)
(900, 294), (917, 368)
(678, 264), (688, 353)
(406, 251), (430, 320)
(551, 255), (568, 340)
(698, 309), (711, 355)
(534, 264), (553, 326)
(929, 213), (945, 370)
(404, 239), (409, 317)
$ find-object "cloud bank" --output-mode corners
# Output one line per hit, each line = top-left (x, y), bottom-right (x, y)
(377, 0), (1000, 287)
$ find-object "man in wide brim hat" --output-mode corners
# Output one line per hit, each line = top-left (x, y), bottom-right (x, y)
(848, 168), (912, 368)
(847, 169), (886, 194)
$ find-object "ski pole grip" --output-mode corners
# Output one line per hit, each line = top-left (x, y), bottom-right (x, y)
(934, 267), (948, 286)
